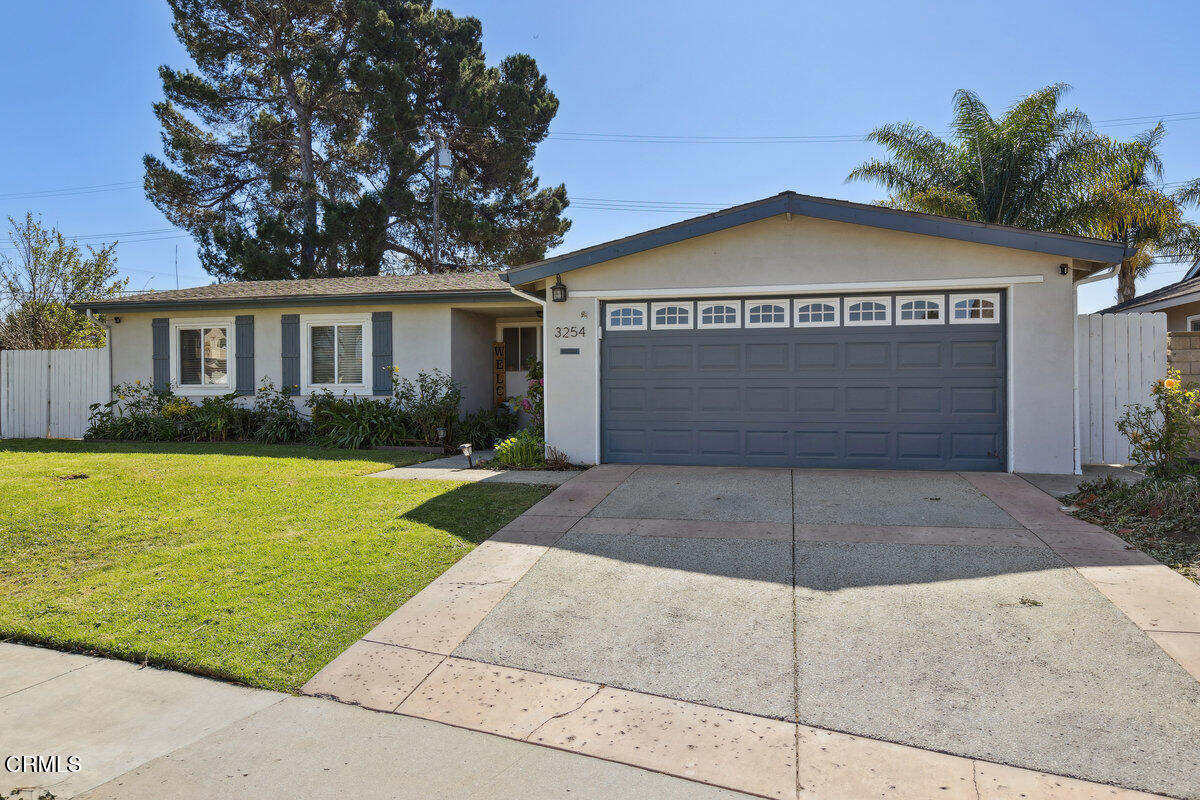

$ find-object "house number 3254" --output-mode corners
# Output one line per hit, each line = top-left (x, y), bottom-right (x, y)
(554, 326), (585, 338)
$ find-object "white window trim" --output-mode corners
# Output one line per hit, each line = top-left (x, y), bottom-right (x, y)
(696, 300), (741, 329)
(794, 297), (840, 328)
(949, 293), (1001, 324)
(650, 301), (694, 330)
(744, 299), (791, 329)
(606, 303), (647, 331)
(171, 318), (235, 394)
(843, 296), (892, 326)
(300, 313), (373, 395)
(1187, 313), (1200, 332)
(896, 295), (945, 326)
(497, 320), (543, 375)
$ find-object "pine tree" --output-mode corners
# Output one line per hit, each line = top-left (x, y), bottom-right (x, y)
(145, 0), (569, 280)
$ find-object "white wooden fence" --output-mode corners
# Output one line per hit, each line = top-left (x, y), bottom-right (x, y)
(0, 347), (110, 439)
(1077, 312), (1168, 465)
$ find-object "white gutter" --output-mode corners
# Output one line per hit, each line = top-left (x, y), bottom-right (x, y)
(1073, 264), (1119, 474)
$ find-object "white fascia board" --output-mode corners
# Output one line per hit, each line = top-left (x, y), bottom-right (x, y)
(569, 274), (1044, 299)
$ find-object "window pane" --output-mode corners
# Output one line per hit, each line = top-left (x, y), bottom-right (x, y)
(519, 327), (537, 366)
(336, 325), (363, 384)
(203, 327), (228, 385)
(503, 327), (520, 370)
(179, 329), (202, 385)
(311, 326), (335, 384)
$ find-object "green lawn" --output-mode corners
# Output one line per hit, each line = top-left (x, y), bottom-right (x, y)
(0, 441), (551, 691)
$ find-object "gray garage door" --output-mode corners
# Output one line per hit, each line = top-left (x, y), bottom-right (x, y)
(600, 292), (1006, 471)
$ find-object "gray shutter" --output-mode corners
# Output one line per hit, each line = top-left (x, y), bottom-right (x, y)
(151, 318), (170, 391)
(372, 311), (393, 395)
(235, 315), (255, 395)
(281, 314), (300, 395)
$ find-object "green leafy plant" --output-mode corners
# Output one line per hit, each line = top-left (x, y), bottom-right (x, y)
(512, 357), (545, 435)
(491, 428), (545, 469)
(252, 378), (309, 444)
(1067, 474), (1200, 583)
(186, 392), (250, 441)
(306, 391), (407, 449)
(392, 368), (462, 447)
(86, 381), (186, 441)
(457, 405), (520, 450)
(1116, 370), (1200, 478)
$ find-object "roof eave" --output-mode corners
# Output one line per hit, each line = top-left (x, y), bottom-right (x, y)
(503, 192), (1129, 286)
(74, 289), (519, 313)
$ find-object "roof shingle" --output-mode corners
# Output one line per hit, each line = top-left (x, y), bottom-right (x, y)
(1099, 276), (1200, 313)
(80, 272), (511, 310)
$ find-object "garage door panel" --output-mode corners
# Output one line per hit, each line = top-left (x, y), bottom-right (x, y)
(844, 341), (891, 369)
(746, 343), (789, 369)
(601, 293), (1005, 470)
(896, 386), (943, 414)
(651, 345), (693, 370)
(795, 342), (839, 369)
(950, 340), (1002, 368)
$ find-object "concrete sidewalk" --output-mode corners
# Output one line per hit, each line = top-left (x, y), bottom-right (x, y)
(0, 642), (748, 800)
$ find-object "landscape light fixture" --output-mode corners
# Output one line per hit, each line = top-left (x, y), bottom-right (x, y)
(550, 275), (568, 302)
(458, 443), (474, 467)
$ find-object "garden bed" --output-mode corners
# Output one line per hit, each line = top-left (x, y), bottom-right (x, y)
(1066, 475), (1200, 583)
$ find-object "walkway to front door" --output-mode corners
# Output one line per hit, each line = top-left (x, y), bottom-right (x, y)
(305, 466), (1200, 800)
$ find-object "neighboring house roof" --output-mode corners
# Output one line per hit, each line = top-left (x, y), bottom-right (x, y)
(502, 191), (1129, 286)
(77, 272), (515, 312)
(1098, 275), (1200, 314)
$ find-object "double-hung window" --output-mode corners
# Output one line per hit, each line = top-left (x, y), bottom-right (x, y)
(303, 315), (370, 392)
(174, 321), (231, 390)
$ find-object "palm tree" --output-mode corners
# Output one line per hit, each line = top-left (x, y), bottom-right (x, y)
(848, 84), (1199, 301)
(1078, 126), (1200, 302)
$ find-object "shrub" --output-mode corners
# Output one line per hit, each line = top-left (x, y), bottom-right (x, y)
(252, 379), (309, 444)
(306, 391), (406, 449)
(457, 405), (520, 450)
(393, 368), (462, 446)
(187, 392), (250, 441)
(491, 428), (545, 469)
(1116, 370), (1200, 478)
(87, 381), (186, 441)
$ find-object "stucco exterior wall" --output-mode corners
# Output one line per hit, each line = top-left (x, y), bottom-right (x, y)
(537, 213), (1080, 473)
(1164, 299), (1200, 331)
(108, 302), (454, 403)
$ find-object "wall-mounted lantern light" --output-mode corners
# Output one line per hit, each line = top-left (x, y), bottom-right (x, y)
(1059, 263), (1070, 276)
(550, 275), (568, 303)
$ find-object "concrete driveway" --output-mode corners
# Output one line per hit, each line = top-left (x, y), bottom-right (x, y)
(306, 465), (1200, 800)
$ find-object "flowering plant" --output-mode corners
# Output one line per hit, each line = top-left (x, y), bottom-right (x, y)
(517, 357), (544, 434)
(1116, 370), (1200, 478)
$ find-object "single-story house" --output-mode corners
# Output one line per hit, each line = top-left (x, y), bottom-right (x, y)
(80, 191), (1129, 474)
(1099, 264), (1200, 331)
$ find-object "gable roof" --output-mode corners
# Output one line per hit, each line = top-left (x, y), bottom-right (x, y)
(502, 191), (1129, 286)
(77, 272), (514, 312)
(1099, 275), (1200, 313)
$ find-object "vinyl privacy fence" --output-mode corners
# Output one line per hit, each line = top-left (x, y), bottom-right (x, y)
(0, 347), (110, 439)
(1076, 312), (1168, 466)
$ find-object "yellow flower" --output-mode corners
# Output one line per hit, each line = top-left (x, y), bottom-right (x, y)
(1164, 379), (1180, 390)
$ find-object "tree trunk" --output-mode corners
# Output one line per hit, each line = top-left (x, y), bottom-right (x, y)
(1117, 257), (1138, 304)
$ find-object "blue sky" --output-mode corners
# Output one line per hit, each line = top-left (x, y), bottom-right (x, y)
(2, 1), (1197, 312)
